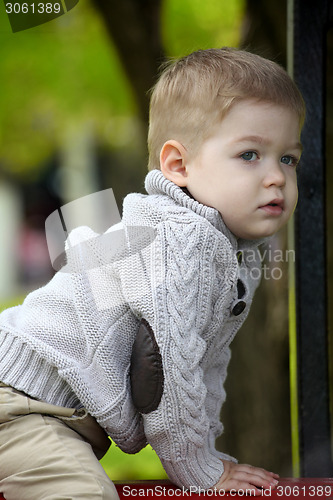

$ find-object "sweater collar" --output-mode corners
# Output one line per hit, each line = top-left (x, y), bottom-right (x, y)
(144, 170), (267, 250)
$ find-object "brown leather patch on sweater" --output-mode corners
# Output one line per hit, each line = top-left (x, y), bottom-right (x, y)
(130, 319), (164, 414)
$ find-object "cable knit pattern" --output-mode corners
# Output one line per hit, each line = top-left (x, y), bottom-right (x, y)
(0, 169), (264, 490)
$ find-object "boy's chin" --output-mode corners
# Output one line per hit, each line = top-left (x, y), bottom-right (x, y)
(236, 227), (281, 241)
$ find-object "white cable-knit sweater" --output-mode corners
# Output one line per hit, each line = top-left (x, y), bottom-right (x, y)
(0, 170), (264, 490)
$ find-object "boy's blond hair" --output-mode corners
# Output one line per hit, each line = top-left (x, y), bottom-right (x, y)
(148, 47), (305, 171)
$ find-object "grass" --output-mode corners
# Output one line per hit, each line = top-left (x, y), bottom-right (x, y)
(100, 443), (167, 481)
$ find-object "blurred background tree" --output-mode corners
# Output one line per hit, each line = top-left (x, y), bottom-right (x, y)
(0, 0), (331, 482)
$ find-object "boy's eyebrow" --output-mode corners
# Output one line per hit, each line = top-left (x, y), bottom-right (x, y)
(231, 135), (303, 151)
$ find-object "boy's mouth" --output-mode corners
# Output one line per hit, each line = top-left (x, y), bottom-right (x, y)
(259, 198), (284, 216)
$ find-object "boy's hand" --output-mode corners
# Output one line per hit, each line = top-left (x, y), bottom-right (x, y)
(213, 460), (279, 496)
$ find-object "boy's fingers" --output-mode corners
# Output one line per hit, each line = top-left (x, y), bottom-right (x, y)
(217, 461), (279, 495)
(235, 464), (278, 479)
(228, 466), (279, 489)
(244, 472), (279, 489)
(236, 464), (277, 476)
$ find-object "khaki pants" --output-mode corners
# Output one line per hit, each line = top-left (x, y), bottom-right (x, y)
(0, 384), (119, 500)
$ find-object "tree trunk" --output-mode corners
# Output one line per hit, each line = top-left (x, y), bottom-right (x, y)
(92, 0), (165, 124)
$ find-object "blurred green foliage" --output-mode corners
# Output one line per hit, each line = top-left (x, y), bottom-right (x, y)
(0, 295), (24, 312)
(0, 0), (244, 178)
(101, 442), (168, 481)
(162, 0), (244, 57)
(0, 1), (135, 177)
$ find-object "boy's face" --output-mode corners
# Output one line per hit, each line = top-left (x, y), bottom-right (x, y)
(183, 99), (301, 240)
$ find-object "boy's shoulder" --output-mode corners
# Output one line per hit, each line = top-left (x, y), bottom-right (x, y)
(122, 190), (209, 229)
(122, 169), (223, 230)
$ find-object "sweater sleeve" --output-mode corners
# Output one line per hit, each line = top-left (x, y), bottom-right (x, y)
(204, 349), (238, 464)
(118, 218), (236, 490)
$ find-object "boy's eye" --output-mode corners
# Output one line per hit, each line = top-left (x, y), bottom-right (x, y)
(281, 155), (299, 167)
(240, 151), (257, 161)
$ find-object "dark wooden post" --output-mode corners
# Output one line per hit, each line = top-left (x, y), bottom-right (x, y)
(288, 0), (332, 477)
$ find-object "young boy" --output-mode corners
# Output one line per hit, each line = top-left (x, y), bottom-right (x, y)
(0, 47), (305, 499)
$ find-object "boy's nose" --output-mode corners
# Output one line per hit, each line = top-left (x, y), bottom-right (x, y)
(263, 161), (286, 188)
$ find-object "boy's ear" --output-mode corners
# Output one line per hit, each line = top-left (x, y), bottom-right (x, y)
(160, 140), (189, 187)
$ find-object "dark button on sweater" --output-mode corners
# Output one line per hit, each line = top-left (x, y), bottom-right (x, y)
(232, 300), (246, 316)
